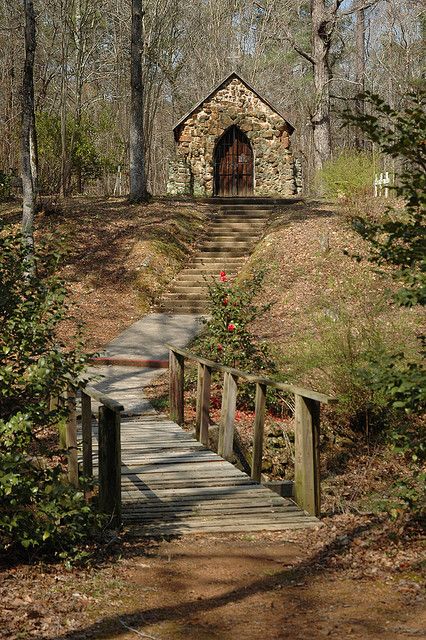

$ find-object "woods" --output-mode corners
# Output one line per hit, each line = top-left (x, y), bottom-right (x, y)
(0, 0), (424, 197)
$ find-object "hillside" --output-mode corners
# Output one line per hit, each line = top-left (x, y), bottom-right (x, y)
(2, 197), (211, 350)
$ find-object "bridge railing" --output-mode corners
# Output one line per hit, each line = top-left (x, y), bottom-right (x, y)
(167, 344), (336, 517)
(61, 385), (123, 524)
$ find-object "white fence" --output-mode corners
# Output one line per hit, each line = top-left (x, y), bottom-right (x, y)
(374, 171), (393, 198)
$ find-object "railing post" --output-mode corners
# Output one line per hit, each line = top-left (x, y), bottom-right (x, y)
(294, 394), (320, 517)
(98, 405), (121, 524)
(81, 390), (93, 477)
(169, 349), (184, 426)
(218, 372), (238, 460)
(195, 363), (212, 446)
(66, 387), (79, 488)
(251, 382), (267, 482)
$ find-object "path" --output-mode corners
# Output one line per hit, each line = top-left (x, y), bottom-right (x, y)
(87, 312), (318, 534)
(91, 313), (203, 414)
(89, 413), (319, 535)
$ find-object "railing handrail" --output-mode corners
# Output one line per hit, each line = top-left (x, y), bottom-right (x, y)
(168, 343), (337, 518)
(82, 385), (124, 413)
(166, 344), (335, 405)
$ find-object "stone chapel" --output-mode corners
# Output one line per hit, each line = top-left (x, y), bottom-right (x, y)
(167, 72), (296, 198)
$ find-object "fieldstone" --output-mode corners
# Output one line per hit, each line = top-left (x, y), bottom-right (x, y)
(167, 74), (296, 197)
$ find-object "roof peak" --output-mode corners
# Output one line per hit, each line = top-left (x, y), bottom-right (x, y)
(173, 71), (294, 137)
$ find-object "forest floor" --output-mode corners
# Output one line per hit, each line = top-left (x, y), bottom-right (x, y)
(1, 519), (424, 640)
(1, 196), (424, 639)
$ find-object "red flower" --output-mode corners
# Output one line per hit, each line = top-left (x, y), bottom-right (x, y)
(223, 297), (229, 306)
(217, 343), (223, 351)
(227, 323), (236, 332)
(220, 270), (227, 282)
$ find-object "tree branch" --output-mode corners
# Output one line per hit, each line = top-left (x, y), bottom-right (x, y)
(339, 0), (382, 18)
(281, 28), (315, 66)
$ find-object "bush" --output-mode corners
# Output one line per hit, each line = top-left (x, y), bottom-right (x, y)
(0, 224), (101, 560)
(318, 151), (375, 199)
(197, 269), (274, 373)
(0, 414), (102, 560)
(341, 89), (426, 412)
(0, 170), (11, 201)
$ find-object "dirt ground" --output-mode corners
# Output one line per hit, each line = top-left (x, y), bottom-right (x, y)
(1, 516), (424, 640)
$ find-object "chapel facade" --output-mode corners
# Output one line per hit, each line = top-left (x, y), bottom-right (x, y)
(167, 72), (296, 198)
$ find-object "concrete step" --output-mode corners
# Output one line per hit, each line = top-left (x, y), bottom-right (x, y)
(163, 292), (209, 301)
(203, 235), (254, 241)
(159, 303), (209, 314)
(199, 250), (247, 257)
(212, 217), (268, 224)
(169, 284), (209, 292)
(202, 242), (253, 250)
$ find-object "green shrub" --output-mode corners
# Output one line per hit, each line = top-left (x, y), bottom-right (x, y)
(318, 151), (376, 199)
(0, 170), (11, 201)
(0, 414), (103, 559)
(197, 269), (274, 373)
(194, 269), (277, 409)
(0, 224), (101, 560)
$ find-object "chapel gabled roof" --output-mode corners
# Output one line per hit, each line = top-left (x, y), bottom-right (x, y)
(173, 71), (295, 140)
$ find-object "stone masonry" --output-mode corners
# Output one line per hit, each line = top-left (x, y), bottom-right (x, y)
(167, 72), (296, 197)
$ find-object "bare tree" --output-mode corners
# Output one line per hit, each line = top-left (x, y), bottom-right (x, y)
(21, 0), (38, 248)
(282, 0), (381, 172)
(354, 2), (366, 149)
(129, 0), (147, 202)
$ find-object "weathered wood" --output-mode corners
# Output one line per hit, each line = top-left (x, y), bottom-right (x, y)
(81, 391), (93, 477)
(195, 364), (212, 446)
(66, 388), (79, 487)
(251, 382), (267, 482)
(169, 349), (184, 425)
(83, 386), (124, 412)
(98, 405), (121, 523)
(218, 372), (238, 460)
(294, 394), (321, 517)
(166, 344), (335, 404)
(50, 394), (67, 449)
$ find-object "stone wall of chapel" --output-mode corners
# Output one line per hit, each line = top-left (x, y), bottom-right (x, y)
(167, 77), (295, 197)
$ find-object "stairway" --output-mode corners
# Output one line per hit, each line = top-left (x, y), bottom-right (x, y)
(157, 200), (276, 314)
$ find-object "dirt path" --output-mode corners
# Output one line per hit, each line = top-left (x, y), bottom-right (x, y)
(3, 520), (423, 640)
(102, 535), (424, 640)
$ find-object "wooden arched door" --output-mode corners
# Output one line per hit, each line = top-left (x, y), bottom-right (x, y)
(214, 126), (254, 196)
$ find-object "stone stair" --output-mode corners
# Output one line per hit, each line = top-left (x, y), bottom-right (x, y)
(157, 200), (277, 314)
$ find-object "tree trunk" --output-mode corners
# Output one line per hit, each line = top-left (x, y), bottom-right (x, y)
(60, 0), (69, 198)
(21, 0), (37, 249)
(129, 0), (147, 202)
(311, 0), (332, 173)
(354, 5), (365, 149)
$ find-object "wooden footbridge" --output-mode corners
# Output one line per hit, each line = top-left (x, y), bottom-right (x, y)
(66, 346), (335, 535)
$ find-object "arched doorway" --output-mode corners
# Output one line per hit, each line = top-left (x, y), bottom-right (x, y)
(214, 126), (254, 196)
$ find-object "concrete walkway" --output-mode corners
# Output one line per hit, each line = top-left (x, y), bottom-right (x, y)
(90, 313), (204, 414)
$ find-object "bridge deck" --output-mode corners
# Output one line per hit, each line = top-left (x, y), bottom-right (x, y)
(90, 414), (319, 535)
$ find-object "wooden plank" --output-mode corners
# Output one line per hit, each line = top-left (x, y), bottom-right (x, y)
(66, 388), (79, 487)
(166, 344), (335, 403)
(122, 498), (291, 509)
(83, 385), (124, 412)
(125, 521), (319, 534)
(125, 515), (318, 528)
(195, 364), (211, 446)
(122, 502), (291, 511)
(169, 350), (184, 426)
(124, 512), (312, 525)
(81, 391), (93, 477)
(218, 372), (238, 460)
(294, 394), (320, 517)
(251, 382), (266, 482)
(98, 405), (121, 523)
